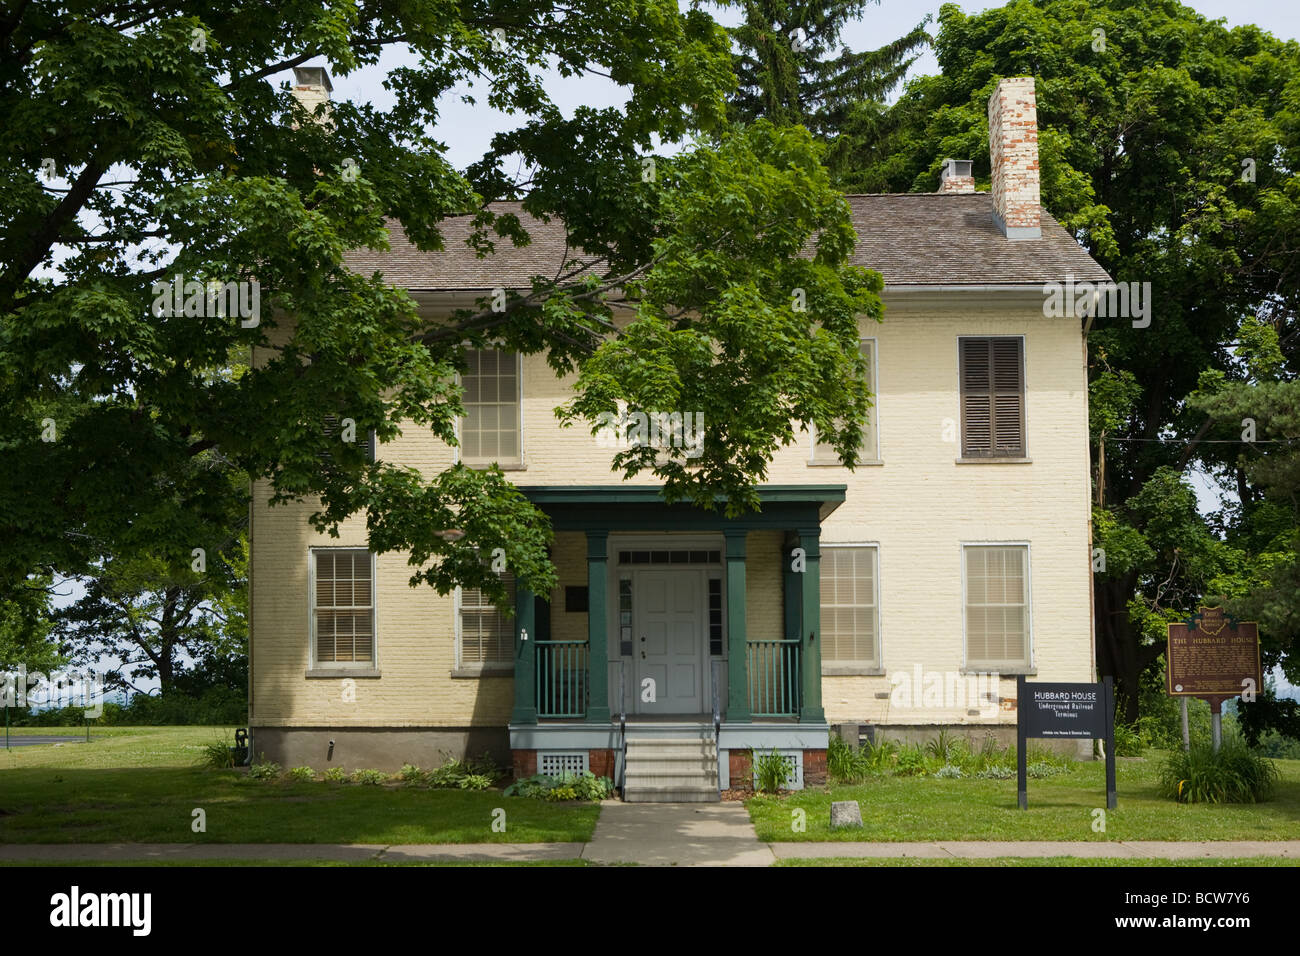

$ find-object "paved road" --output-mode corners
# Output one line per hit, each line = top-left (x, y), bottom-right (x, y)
(1, 736), (86, 748)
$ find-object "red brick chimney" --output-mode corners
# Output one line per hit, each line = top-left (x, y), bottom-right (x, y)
(987, 77), (1041, 239)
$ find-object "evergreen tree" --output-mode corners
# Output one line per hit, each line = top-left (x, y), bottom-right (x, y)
(727, 0), (930, 149)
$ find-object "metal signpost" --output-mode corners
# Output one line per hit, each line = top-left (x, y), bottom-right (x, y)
(1017, 675), (1116, 809)
(1166, 606), (1262, 752)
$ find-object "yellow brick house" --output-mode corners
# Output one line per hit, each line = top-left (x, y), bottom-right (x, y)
(248, 74), (1111, 800)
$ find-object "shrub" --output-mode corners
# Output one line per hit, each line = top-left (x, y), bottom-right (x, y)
(925, 730), (962, 763)
(933, 764), (964, 779)
(200, 737), (236, 769)
(458, 773), (493, 791)
(323, 767), (347, 783)
(752, 749), (794, 793)
(894, 745), (928, 777)
(1026, 761), (1069, 779)
(503, 770), (612, 800)
(1113, 721), (1145, 757)
(975, 765), (1014, 780)
(1158, 738), (1280, 804)
(287, 766), (316, 782)
(248, 756), (280, 780)
(827, 733), (858, 783)
(350, 769), (389, 786)
(398, 763), (425, 784)
(1255, 730), (1300, 760)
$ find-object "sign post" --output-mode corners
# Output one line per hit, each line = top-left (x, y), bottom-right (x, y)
(1017, 675), (1116, 809)
(1166, 606), (1261, 753)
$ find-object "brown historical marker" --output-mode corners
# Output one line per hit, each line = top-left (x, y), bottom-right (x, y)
(1166, 606), (1262, 699)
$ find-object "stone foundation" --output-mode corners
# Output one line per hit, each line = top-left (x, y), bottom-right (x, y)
(249, 726), (510, 772)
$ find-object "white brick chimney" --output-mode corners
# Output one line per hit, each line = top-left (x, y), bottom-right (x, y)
(291, 66), (332, 122)
(987, 76), (1041, 239)
(937, 158), (975, 194)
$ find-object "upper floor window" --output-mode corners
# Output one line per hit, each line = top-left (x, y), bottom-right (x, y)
(461, 348), (521, 467)
(312, 549), (374, 665)
(811, 339), (878, 465)
(959, 337), (1024, 458)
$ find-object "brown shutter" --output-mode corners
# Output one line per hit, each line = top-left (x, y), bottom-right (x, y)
(960, 339), (992, 456)
(991, 338), (1024, 455)
(961, 338), (1023, 457)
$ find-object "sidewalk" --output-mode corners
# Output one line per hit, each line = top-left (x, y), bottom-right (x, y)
(3, 838), (1298, 865)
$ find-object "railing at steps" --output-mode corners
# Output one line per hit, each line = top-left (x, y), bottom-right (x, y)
(617, 660), (627, 794)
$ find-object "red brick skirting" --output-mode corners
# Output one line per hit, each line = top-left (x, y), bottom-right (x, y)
(511, 749), (536, 780)
(588, 748), (615, 779)
(803, 748), (827, 786)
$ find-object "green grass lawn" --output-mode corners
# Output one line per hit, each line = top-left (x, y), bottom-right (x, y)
(775, 857), (1300, 867)
(0, 726), (598, 844)
(749, 753), (1300, 842)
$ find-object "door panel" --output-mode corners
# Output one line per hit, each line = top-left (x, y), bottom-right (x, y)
(635, 569), (703, 714)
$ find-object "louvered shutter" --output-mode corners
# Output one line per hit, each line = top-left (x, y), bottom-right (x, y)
(961, 338), (1024, 457)
(460, 571), (516, 665)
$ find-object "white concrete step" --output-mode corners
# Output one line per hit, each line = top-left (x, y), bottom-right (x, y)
(624, 786), (719, 803)
(623, 735), (719, 803)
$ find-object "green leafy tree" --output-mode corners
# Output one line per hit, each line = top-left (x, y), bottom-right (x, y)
(847, 0), (1300, 719)
(725, 0), (929, 185)
(1, 2), (878, 617)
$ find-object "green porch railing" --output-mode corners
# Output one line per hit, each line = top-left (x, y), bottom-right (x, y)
(535, 640), (589, 718)
(747, 639), (801, 716)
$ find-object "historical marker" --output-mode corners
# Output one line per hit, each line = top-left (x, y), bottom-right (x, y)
(1166, 606), (1262, 750)
(1166, 606), (1261, 697)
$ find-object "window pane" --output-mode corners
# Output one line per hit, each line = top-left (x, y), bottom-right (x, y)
(964, 546), (1028, 667)
(461, 349), (521, 465)
(819, 546), (879, 666)
(313, 550), (374, 664)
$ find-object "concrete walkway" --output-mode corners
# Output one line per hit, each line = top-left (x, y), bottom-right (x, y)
(583, 802), (774, 866)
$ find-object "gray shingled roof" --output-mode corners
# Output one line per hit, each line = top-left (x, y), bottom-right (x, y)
(344, 193), (1111, 291)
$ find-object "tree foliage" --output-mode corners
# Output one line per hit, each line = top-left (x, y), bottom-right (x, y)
(1, 2), (879, 615)
(848, 0), (1300, 718)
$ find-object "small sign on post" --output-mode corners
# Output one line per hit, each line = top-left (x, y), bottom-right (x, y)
(1016, 675), (1116, 809)
(1166, 606), (1261, 752)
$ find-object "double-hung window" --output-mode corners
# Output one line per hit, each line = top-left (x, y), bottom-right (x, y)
(460, 348), (522, 467)
(312, 549), (375, 666)
(819, 545), (881, 672)
(963, 545), (1031, 670)
(457, 570), (515, 672)
(811, 339), (878, 465)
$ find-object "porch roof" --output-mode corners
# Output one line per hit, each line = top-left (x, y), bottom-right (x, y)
(515, 484), (846, 531)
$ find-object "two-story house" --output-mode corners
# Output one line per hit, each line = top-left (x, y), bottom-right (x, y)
(248, 74), (1111, 800)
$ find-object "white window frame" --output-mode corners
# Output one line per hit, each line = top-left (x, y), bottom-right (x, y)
(960, 541), (1034, 673)
(810, 337), (880, 465)
(307, 547), (378, 672)
(453, 569), (516, 677)
(819, 542), (883, 675)
(455, 348), (525, 470)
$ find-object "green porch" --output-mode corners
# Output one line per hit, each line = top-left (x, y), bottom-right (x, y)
(508, 485), (845, 728)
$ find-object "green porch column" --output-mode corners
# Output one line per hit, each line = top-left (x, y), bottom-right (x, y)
(511, 579), (537, 725)
(797, 526), (825, 722)
(725, 529), (750, 722)
(585, 531), (611, 723)
(783, 533), (801, 641)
